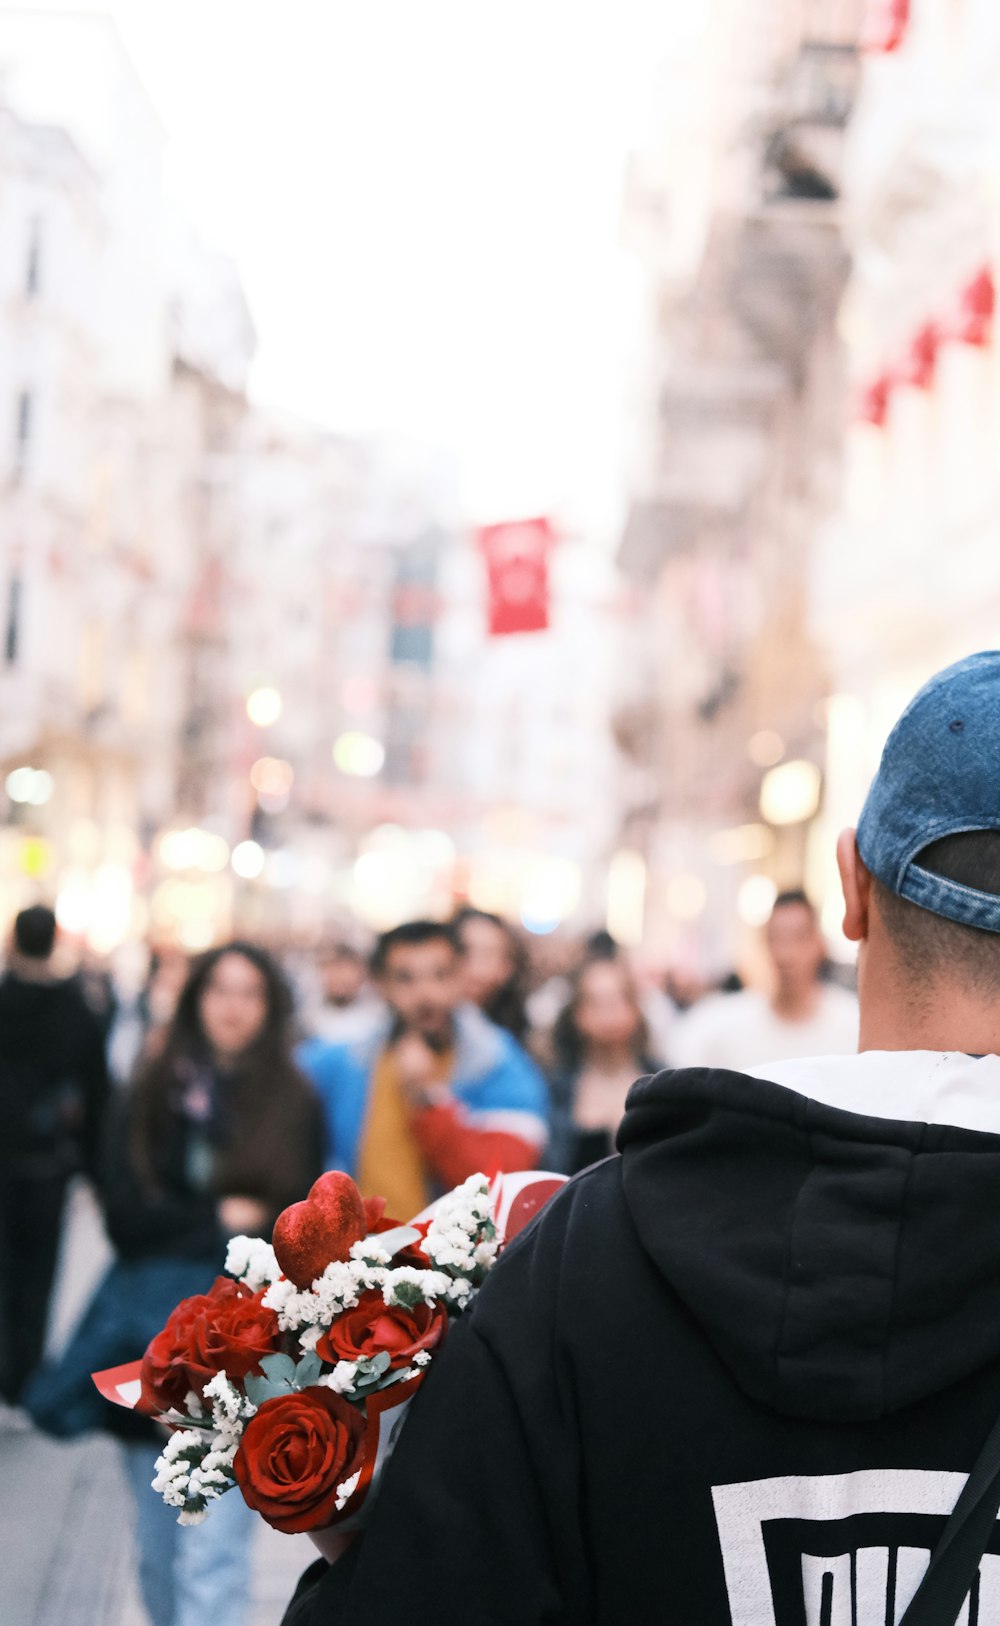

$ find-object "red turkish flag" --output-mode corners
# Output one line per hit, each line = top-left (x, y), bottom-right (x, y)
(477, 517), (554, 636)
(857, 375), (891, 426)
(955, 267), (995, 347)
(898, 322), (939, 390)
(862, 0), (909, 52)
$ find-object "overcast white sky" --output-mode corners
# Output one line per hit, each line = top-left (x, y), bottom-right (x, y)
(22, 1), (678, 529)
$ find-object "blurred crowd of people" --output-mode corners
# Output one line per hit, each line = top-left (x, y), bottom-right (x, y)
(0, 890), (857, 1626)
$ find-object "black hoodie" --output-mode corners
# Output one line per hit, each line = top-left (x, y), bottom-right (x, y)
(283, 1057), (1000, 1625)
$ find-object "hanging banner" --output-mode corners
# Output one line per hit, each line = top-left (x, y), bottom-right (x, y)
(898, 322), (938, 390)
(862, 0), (909, 53)
(954, 267), (995, 348)
(856, 375), (891, 426)
(477, 517), (555, 637)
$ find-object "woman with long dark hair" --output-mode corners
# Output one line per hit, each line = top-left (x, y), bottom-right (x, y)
(112, 941), (323, 1252)
(29, 941), (324, 1626)
(453, 907), (531, 1044)
(547, 955), (661, 1176)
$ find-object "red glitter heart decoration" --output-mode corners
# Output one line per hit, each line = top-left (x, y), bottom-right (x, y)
(272, 1171), (367, 1289)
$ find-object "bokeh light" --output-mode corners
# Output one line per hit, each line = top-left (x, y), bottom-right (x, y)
(246, 687), (283, 728)
(231, 839), (266, 879)
(333, 732), (385, 778)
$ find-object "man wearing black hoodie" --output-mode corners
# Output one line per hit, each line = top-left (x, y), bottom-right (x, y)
(285, 652), (1000, 1625)
(0, 905), (109, 1401)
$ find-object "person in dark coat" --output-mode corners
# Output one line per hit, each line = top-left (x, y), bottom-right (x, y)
(546, 954), (659, 1175)
(0, 904), (109, 1401)
(103, 939), (325, 1263)
(282, 653), (1000, 1626)
(453, 907), (533, 1044)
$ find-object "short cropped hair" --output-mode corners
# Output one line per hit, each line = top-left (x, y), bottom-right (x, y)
(14, 904), (57, 959)
(319, 941), (365, 965)
(770, 889), (816, 918)
(370, 920), (460, 976)
(873, 830), (1000, 992)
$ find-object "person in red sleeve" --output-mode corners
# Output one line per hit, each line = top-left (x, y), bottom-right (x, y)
(298, 921), (548, 1217)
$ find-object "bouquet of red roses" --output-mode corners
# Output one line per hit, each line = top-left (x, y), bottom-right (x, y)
(95, 1168), (563, 1552)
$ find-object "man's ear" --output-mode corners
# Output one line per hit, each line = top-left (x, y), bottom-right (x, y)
(836, 827), (872, 944)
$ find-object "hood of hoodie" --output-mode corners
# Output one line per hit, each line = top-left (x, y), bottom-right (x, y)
(617, 1053), (1000, 1424)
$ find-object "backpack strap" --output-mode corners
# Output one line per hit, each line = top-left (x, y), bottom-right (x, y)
(899, 1411), (1000, 1624)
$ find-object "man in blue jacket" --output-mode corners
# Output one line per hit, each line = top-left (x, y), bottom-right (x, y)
(298, 919), (548, 1219)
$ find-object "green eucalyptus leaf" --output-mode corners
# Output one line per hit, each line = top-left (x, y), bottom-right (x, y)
(380, 1364), (424, 1390)
(244, 1375), (293, 1407)
(260, 1353), (297, 1383)
(243, 1375), (268, 1407)
(294, 1352), (322, 1388)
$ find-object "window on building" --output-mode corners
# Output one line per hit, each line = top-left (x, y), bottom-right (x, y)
(25, 217), (41, 297)
(4, 576), (22, 666)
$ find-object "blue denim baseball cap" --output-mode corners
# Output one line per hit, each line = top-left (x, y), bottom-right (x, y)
(857, 651), (1000, 933)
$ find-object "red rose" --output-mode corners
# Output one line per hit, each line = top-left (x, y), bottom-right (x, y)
(359, 1197), (430, 1268)
(316, 1289), (447, 1371)
(363, 1195), (393, 1231)
(139, 1276), (281, 1416)
(233, 1386), (368, 1533)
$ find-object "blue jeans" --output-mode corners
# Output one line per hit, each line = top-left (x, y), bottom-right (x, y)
(123, 1441), (254, 1626)
(25, 1255), (224, 1439)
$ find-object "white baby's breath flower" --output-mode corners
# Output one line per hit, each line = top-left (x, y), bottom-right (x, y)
(202, 1373), (239, 1414)
(152, 1423), (240, 1523)
(152, 1428), (209, 1509)
(263, 1278), (323, 1332)
(382, 1266), (451, 1307)
(264, 1258), (363, 1332)
(350, 1260), (389, 1295)
(424, 1174), (496, 1285)
(334, 1471), (361, 1512)
(225, 1235), (280, 1291)
(201, 1372), (254, 1446)
(177, 1507), (209, 1526)
(319, 1360), (359, 1395)
(350, 1237), (391, 1264)
(313, 1261), (361, 1319)
(157, 1428), (204, 1463)
(413, 1350), (432, 1367)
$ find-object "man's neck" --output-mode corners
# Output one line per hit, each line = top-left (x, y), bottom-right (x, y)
(584, 1041), (638, 1074)
(9, 954), (57, 984)
(859, 1000), (1000, 1056)
(770, 982), (822, 1023)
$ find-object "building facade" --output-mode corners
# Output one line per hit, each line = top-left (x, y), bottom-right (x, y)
(810, 0), (1000, 936)
(614, 0), (865, 973)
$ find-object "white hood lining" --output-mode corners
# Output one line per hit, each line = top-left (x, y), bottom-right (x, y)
(747, 1050), (1000, 1138)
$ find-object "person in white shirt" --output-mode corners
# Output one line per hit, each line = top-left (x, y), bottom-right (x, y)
(670, 889), (857, 1070)
(308, 942), (384, 1044)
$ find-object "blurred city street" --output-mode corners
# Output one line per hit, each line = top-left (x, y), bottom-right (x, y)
(1, 0), (1000, 1621)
